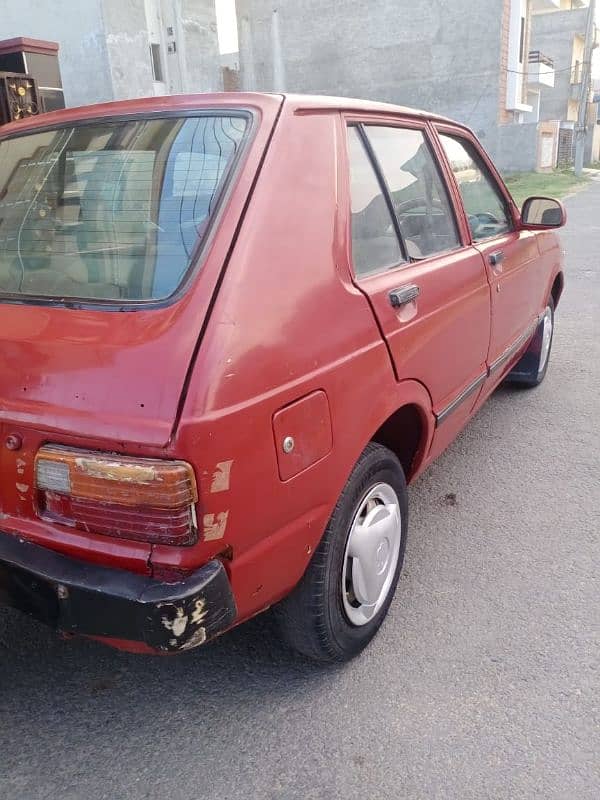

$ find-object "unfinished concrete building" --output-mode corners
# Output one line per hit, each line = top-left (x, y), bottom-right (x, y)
(237, 0), (598, 170)
(0, 0), (222, 107)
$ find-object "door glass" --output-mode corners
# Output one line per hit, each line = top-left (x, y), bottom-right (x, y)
(439, 134), (513, 242)
(365, 126), (461, 260)
(347, 126), (404, 276)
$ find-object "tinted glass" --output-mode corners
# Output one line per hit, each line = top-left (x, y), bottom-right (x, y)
(0, 115), (247, 301)
(347, 126), (404, 276)
(366, 126), (460, 259)
(439, 134), (513, 241)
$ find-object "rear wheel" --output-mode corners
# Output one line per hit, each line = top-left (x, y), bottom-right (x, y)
(507, 298), (554, 388)
(275, 443), (408, 662)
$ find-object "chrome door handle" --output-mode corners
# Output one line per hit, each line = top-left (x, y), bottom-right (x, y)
(389, 284), (420, 308)
(489, 250), (504, 268)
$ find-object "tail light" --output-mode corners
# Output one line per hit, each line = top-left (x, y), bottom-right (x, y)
(35, 446), (198, 546)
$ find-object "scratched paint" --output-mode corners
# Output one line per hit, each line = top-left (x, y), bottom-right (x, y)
(74, 458), (158, 484)
(210, 460), (233, 493)
(203, 511), (229, 541)
(190, 598), (207, 625)
(179, 626), (207, 650)
(161, 607), (188, 637)
(159, 598), (208, 650)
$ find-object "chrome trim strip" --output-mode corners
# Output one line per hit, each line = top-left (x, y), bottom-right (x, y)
(436, 372), (487, 426)
(435, 314), (542, 427)
(488, 319), (538, 376)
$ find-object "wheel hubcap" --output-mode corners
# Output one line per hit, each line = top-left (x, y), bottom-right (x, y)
(341, 483), (402, 626)
(538, 306), (553, 376)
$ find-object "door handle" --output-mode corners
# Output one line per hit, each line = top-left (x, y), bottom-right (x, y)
(389, 284), (420, 308)
(489, 250), (504, 268)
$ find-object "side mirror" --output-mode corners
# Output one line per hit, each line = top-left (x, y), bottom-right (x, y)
(521, 196), (566, 229)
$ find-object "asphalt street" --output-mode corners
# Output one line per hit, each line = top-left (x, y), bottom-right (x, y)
(1, 180), (599, 800)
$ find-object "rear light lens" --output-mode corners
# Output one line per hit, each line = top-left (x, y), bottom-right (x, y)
(35, 446), (198, 546)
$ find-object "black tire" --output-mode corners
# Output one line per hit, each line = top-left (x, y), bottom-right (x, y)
(274, 442), (408, 662)
(507, 297), (555, 388)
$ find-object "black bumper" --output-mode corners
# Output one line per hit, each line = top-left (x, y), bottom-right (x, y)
(0, 531), (237, 652)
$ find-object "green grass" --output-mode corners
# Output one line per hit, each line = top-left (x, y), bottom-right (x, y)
(501, 169), (589, 208)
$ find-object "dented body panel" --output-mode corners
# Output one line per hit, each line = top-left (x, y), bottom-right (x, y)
(0, 93), (564, 653)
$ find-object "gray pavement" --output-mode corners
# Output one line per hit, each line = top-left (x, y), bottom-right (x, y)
(1, 182), (599, 800)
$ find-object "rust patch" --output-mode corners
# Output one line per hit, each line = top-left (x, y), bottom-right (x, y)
(210, 460), (233, 493)
(203, 511), (229, 541)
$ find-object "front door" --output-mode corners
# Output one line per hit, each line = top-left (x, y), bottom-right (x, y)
(344, 119), (491, 456)
(436, 128), (539, 376)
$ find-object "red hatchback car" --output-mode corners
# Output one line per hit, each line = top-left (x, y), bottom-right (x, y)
(0, 93), (565, 661)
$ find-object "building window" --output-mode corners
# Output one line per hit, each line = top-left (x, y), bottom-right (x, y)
(150, 43), (164, 83)
(519, 16), (525, 64)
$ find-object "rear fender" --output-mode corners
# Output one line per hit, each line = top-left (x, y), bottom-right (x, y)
(226, 378), (435, 623)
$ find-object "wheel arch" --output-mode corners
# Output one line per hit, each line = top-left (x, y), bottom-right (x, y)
(368, 381), (435, 483)
(550, 271), (564, 308)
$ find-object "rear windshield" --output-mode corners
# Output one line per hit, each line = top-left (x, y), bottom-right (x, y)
(0, 114), (248, 302)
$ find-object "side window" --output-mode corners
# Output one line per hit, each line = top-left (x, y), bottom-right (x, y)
(439, 134), (513, 242)
(347, 126), (404, 276)
(365, 126), (461, 259)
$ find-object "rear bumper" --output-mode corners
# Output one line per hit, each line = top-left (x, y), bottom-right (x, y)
(0, 531), (237, 653)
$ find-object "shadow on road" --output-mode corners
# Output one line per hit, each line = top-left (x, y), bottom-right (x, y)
(0, 601), (346, 699)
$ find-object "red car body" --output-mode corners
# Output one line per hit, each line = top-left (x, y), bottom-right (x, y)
(0, 93), (564, 654)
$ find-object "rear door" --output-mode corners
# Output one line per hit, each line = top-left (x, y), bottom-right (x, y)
(343, 116), (491, 450)
(435, 126), (540, 375)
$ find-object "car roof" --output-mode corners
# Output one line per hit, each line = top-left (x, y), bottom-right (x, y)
(0, 91), (465, 138)
(281, 92), (458, 125)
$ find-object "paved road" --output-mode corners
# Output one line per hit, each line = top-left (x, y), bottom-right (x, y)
(1, 182), (599, 800)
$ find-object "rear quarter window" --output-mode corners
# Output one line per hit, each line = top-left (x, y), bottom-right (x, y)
(0, 114), (248, 303)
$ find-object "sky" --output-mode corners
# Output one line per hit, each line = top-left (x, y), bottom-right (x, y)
(215, 0), (238, 54)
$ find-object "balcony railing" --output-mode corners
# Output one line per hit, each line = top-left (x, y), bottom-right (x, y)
(528, 51), (555, 88)
(529, 51), (555, 69)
